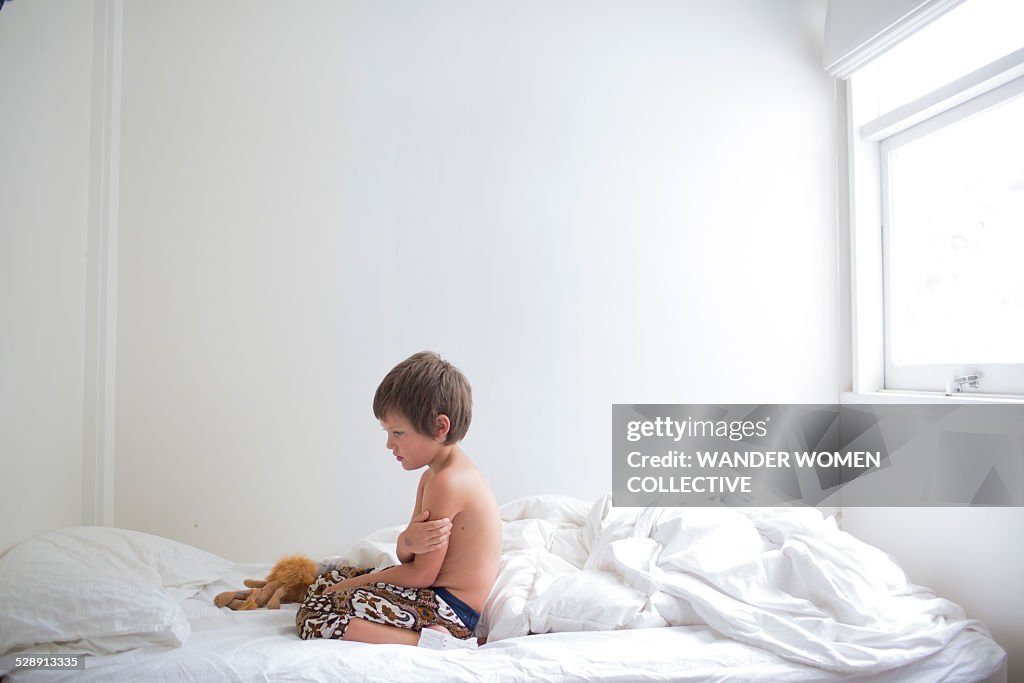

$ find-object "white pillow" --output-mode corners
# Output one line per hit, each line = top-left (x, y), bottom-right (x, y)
(478, 549), (581, 641)
(477, 551), (536, 641)
(43, 526), (234, 591)
(526, 570), (677, 633)
(0, 526), (230, 658)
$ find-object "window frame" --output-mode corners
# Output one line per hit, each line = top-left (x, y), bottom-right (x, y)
(846, 46), (1024, 399)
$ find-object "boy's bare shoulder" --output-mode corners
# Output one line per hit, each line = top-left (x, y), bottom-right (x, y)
(420, 468), (469, 520)
(426, 459), (473, 491)
(424, 454), (491, 503)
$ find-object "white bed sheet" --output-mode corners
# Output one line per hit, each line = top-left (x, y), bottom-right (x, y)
(4, 563), (1007, 683)
(4, 603), (1005, 683)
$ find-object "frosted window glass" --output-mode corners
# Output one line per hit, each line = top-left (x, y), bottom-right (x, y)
(888, 93), (1024, 365)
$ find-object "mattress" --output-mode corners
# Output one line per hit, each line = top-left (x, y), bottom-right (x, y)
(3, 567), (1007, 683)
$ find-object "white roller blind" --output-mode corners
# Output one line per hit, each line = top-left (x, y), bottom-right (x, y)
(824, 0), (967, 77)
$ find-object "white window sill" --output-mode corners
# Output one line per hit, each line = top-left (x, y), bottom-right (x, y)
(841, 390), (1024, 405)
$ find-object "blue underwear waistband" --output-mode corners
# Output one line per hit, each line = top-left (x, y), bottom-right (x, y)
(433, 587), (480, 631)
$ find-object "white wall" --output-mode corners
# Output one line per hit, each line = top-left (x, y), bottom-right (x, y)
(0, 1), (94, 553)
(114, 0), (837, 562)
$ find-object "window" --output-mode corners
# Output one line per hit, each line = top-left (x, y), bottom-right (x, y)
(844, 0), (1024, 397)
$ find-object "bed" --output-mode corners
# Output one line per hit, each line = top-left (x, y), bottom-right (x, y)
(0, 495), (1008, 683)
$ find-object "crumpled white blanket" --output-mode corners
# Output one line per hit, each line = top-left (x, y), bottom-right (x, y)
(485, 495), (995, 675)
(321, 494), (997, 676)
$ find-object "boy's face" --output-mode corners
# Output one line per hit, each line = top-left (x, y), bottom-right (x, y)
(380, 412), (440, 471)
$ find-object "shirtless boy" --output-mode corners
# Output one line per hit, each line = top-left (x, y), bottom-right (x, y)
(296, 352), (502, 646)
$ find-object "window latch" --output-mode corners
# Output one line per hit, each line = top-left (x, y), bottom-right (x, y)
(946, 373), (981, 394)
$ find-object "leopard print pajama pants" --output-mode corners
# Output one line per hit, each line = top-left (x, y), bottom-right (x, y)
(295, 565), (475, 641)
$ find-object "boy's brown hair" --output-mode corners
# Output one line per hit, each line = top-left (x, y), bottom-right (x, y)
(373, 351), (472, 445)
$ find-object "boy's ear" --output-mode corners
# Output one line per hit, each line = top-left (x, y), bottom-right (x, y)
(435, 414), (451, 441)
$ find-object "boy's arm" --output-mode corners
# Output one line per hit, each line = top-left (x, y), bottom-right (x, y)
(396, 473), (428, 564)
(326, 474), (461, 593)
(396, 473), (452, 564)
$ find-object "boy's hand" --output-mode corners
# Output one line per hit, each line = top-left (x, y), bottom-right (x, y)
(324, 578), (355, 595)
(402, 510), (452, 554)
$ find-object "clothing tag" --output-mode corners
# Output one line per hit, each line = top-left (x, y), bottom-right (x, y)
(417, 629), (478, 650)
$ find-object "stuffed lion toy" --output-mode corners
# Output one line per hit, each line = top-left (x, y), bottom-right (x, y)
(214, 554), (318, 610)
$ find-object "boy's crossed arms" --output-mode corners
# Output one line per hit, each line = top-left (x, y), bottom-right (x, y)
(325, 472), (459, 595)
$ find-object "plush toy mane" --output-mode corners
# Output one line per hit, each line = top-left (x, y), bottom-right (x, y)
(267, 554), (318, 603)
(214, 553), (319, 610)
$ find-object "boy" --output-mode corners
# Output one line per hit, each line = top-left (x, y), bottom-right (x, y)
(296, 352), (502, 646)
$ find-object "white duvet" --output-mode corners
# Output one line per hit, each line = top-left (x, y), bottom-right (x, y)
(474, 495), (999, 675)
